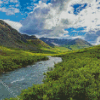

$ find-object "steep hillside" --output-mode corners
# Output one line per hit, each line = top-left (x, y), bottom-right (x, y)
(0, 20), (49, 51)
(22, 34), (49, 48)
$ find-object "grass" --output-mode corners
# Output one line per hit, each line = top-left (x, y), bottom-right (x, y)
(40, 46), (70, 54)
(0, 45), (70, 74)
(65, 44), (91, 50)
(4, 44), (100, 100)
(0, 46), (49, 73)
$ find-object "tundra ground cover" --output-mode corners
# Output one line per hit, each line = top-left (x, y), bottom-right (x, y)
(0, 46), (48, 73)
(5, 45), (100, 100)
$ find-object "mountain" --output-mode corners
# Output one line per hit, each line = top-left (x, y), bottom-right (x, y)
(0, 20), (49, 51)
(66, 38), (92, 46)
(40, 37), (72, 46)
(0, 19), (92, 51)
(40, 37), (92, 50)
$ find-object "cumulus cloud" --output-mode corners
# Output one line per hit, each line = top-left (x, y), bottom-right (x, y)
(0, 0), (2, 4)
(4, 19), (22, 31)
(0, 0), (20, 15)
(20, 1), (52, 35)
(95, 36), (100, 45)
(85, 30), (100, 45)
(10, 0), (18, 3)
(20, 0), (71, 37)
(19, 0), (100, 44)
(72, 36), (85, 39)
(0, 7), (19, 15)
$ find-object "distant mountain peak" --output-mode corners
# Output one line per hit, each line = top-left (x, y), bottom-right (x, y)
(40, 37), (92, 50)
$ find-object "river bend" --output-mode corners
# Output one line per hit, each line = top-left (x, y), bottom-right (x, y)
(0, 56), (62, 100)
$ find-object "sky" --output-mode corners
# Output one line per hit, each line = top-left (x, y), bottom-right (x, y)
(0, 0), (100, 45)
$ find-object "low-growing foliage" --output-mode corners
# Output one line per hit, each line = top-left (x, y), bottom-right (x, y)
(5, 45), (100, 100)
(0, 46), (48, 73)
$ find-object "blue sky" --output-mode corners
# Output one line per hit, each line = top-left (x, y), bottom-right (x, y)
(0, 0), (100, 45)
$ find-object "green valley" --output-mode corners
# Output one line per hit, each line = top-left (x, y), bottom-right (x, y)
(0, 46), (48, 73)
(40, 37), (92, 50)
(0, 45), (69, 73)
(5, 44), (100, 100)
(1, 20), (100, 100)
(0, 0), (100, 99)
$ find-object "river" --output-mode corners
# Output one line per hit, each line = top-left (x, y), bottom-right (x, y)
(0, 56), (62, 100)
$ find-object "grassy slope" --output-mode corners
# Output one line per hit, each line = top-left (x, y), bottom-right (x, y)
(65, 44), (91, 50)
(0, 46), (49, 73)
(40, 37), (92, 51)
(0, 46), (69, 73)
(0, 20), (51, 51)
(40, 46), (70, 54)
(6, 44), (100, 100)
(62, 38), (92, 50)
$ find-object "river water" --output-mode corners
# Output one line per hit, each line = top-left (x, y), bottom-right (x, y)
(0, 56), (62, 100)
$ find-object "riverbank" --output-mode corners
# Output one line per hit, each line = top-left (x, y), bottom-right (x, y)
(6, 45), (100, 100)
(0, 56), (62, 100)
(0, 46), (48, 74)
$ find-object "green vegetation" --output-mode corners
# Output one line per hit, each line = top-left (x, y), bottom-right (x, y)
(65, 44), (91, 50)
(0, 44), (70, 74)
(0, 46), (48, 73)
(40, 37), (92, 51)
(40, 46), (70, 54)
(0, 20), (50, 51)
(2, 18), (100, 100)
(5, 44), (100, 100)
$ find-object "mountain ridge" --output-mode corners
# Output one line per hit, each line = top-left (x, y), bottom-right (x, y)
(0, 20), (50, 51)
(40, 37), (92, 50)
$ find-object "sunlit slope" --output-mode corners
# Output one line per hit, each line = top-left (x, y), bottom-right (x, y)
(21, 34), (50, 48)
(0, 46), (48, 73)
(7, 44), (100, 100)
(0, 45), (70, 73)
(40, 46), (70, 54)
(65, 38), (92, 50)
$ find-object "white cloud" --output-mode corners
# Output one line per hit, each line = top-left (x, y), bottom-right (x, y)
(10, 0), (18, 3)
(20, 1), (70, 37)
(0, 0), (2, 4)
(49, 0), (100, 32)
(3, 0), (9, 4)
(0, 7), (19, 15)
(3, 19), (22, 31)
(0, 0), (19, 15)
(19, 0), (100, 44)
(69, 0), (100, 33)
(0, 7), (6, 12)
(71, 36), (85, 40)
(95, 36), (100, 45)
(20, 0), (90, 37)
(15, 4), (19, 7)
